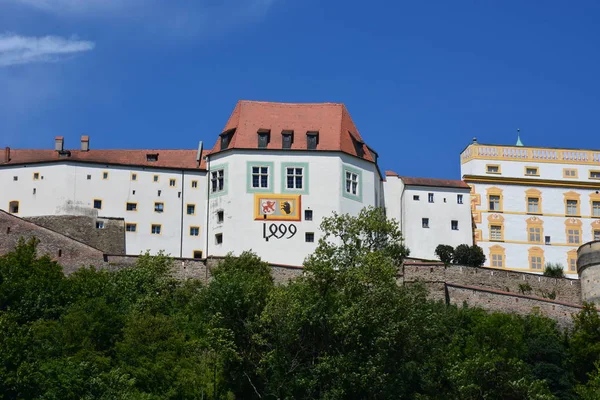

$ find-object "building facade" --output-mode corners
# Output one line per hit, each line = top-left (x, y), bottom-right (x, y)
(0, 101), (389, 266)
(461, 139), (600, 277)
(384, 173), (473, 260)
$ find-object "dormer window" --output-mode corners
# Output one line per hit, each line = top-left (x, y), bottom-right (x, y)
(220, 129), (235, 150)
(282, 131), (293, 149)
(257, 129), (270, 148)
(307, 131), (319, 150)
(350, 132), (364, 157)
(146, 154), (158, 162)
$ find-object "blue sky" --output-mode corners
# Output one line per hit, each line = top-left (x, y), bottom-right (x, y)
(1, 0), (599, 179)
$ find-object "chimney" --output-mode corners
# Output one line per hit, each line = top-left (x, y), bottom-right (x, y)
(54, 136), (64, 152)
(196, 141), (203, 167)
(4, 147), (9, 163)
(81, 135), (90, 152)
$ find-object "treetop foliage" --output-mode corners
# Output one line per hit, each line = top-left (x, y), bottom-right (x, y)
(0, 210), (598, 399)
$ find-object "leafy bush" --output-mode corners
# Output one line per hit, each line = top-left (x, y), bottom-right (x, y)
(453, 244), (486, 268)
(543, 263), (565, 278)
(435, 244), (454, 264)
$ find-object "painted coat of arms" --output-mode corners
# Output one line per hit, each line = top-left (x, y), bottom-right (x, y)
(254, 194), (301, 221)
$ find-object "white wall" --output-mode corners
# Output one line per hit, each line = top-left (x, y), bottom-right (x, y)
(0, 162), (207, 258)
(382, 176), (404, 227)
(402, 186), (473, 260)
(205, 150), (381, 266)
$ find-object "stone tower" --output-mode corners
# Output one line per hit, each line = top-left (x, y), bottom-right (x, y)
(577, 240), (600, 304)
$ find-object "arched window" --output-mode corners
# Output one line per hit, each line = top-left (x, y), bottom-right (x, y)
(528, 247), (544, 271)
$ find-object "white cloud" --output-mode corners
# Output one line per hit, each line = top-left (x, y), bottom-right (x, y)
(0, 33), (94, 67)
(4, 0), (279, 37)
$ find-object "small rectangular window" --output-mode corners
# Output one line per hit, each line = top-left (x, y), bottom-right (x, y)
(422, 218), (429, 228)
(96, 221), (105, 229)
(33, 172), (40, 180)
(527, 197), (539, 213)
(563, 168), (577, 178)
(529, 227), (541, 243)
(211, 169), (225, 193)
(217, 210), (224, 223)
(451, 220), (458, 230)
(566, 200), (578, 216)
(87, 175), (91, 180)
(594, 230), (600, 241)
(154, 202), (164, 213)
(151, 224), (162, 235)
(490, 225), (502, 240)
(531, 256), (543, 270)
(126, 223), (137, 232)
(304, 210), (313, 221)
(345, 171), (359, 196)
(252, 166), (270, 189)
(286, 167), (304, 190)
(215, 233), (223, 244)
(282, 131), (293, 149)
(102, 171), (109, 180)
(457, 194), (463, 204)
(13, 176), (18, 181)
(146, 154), (158, 162)
(190, 226), (200, 236)
(193, 250), (203, 259)
(191, 180), (198, 188)
(8, 201), (19, 214)
(305, 232), (315, 243)
(486, 165), (500, 174)
(593, 201), (600, 217)
(126, 202), (137, 211)
(131, 173), (137, 181)
(567, 229), (580, 244)
(413, 195), (420, 201)
(545, 236), (551, 245)
(153, 175), (159, 182)
(591, 171), (600, 179)
(93, 199), (102, 209)
(169, 179), (176, 187)
(187, 204), (196, 215)
(157, 190), (161, 197)
(489, 195), (501, 211)
(306, 132), (319, 150)
(428, 193), (434, 203)
(525, 167), (539, 176)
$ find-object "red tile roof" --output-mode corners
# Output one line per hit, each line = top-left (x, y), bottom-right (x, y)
(1, 148), (209, 170)
(397, 174), (470, 189)
(210, 100), (376, 162)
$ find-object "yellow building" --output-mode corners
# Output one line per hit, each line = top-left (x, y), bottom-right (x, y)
(461, 137), (600, 276)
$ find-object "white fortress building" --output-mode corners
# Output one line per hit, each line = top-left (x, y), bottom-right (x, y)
(462, 136), (600, 277)
(0, 101), (473, 266)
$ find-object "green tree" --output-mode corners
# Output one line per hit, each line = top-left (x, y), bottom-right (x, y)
(435, 244), (454, 264)
(543, 263), (565, 278)
(453, 244), (486, 268)
(569, 303), (600, 384)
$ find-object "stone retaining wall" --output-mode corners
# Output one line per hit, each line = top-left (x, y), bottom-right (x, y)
(403, 262), (582, 305)
(446, 283), (584, 329)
